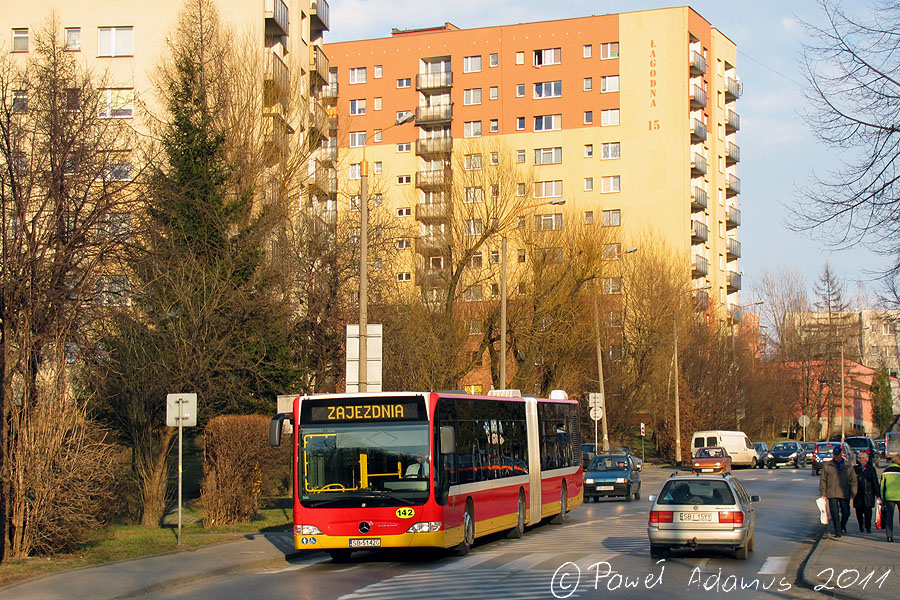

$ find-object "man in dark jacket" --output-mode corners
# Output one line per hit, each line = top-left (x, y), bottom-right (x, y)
(820, 445), (858, 537)
(853, 451), (880, 533)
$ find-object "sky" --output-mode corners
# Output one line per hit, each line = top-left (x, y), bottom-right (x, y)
(325, 0), (892, 305)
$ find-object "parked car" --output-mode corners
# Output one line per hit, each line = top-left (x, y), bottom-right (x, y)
(752, 442), (769, 469)
(692, 447), (732, 474)
(811, 441), (855, 476)
(582, 443), (597, 464)
(584, 453), (641, 502)
(802, 442), (817, 463)
(647, 474), (759, 559)
(845, 436), (877, 462)
(876, 438), (887, 460)
(691, 431), (756, 467)
(766, 441), (806, 469)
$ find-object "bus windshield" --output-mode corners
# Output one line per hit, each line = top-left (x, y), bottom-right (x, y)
(300, 422), (430, 508)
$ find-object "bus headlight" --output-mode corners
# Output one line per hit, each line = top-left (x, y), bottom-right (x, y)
(295, 524), (323, 536)
(406, 521), (442, 533)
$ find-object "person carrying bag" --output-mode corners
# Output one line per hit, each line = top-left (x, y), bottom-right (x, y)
(854, 451), (880, 533)
(819, 445), (858, 538)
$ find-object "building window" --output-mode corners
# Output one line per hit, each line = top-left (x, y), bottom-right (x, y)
(602, 209), (621, 227)
(601, 142), (621, 160)
(397, 272), (411, 282)
(397, 175), (411, 184)
(374, 65), (383, 78)
(517, 216), (526, 228)
(489, 86), (498, 100)
(584, 211), (594, 225)
(601, 175), (621, 193)
(65, 28), (81, 51)
(490, 184), (499, 197)
(534, 81), (562, 98)
(349, 67), (367, 84)
(490, 250), (500, 264)
(396, 109), (413, 122)
(396, 239), (410, 250)
(518, 249), (526, 263)
(601, 277), (623, 294)
(584, 44), (593, 58)
(584, 178), (594, 191)
(600, 42), (620, 60)
(102, 161), (133, 181)
(517, 183), (526, 196)
(516, 116), (525, 130)
(65, 88), (81, 112)
(602, 243), (622, 259)
(490, 283), (500, 297)
(11, 90), (28, 114)
(490, 119), (499, 132)
(490, 152), (499, 165)
(585, 144), (593, 158)
(533, 48), (561, 66)
(374, 161), (382, 174)
(98, 88), (134, 118)
(374, 97), (382, 110)
(534, 114), (561, 131)
(516, 84), (525, 97)
(464, 88), (482, 105)
(397, 78), (411, 88)
(463, 55), (482, 73)
(535, 213), (563, 231)
(373, 258), (382, 271)
(464, 219), (483, 236)
(373, 129), (382, 142)
(349, 131), (366, 147)
(349, 195), (360, 211)
(584, 77), (593, 91)
(468, 252), (483, 268)
(464, 285), (483, 302)
(397, 143), (411, 152)
(516, 51), (525, 64)
(534, 147), (562, 165)
(397, 207), (411, 217)
(12, 29), (28, 53)
(584, 111), (593, 124)
(464, 154), (482, 170)
(464, 121), (482, 138)
(490, 53), (499, 67)
(349, 163), (361, 180)
(516, 150), (526, 163)
(349, 99), (366, 115)
(97, 27), (133, 57)
(373, 193), (383, 206)
(601, 109), (620, 126)
(464, 187), (484, 203)
(534, 180), (562, 198)
(601, 75), (620, 93)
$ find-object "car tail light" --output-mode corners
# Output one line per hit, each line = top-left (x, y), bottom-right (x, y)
(650, 511), (673, 523)
(718, 511), (744, 524)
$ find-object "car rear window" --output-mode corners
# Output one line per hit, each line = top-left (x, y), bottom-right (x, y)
(816, 443), (840, 453)
(846, 439), (868, 448)
(657, 480), (736, 506)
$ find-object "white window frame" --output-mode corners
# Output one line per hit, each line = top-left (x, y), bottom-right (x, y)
(489, 53), (499, 67)
(373, 129), (382, 142)
(584, 144), (594, 158)
(349, 67), (367, 84)
(601, 277), (623, 295)
(534, 180), (563, 199)
(373, 97), (382, 110)
(349, 99), (366, 115)
(463, 88), (482, 105)
(516, 51), (525, 65)
(516, 150), (526, 163)
(534, 114), (561, 131)
(584, 177), (594, 192)
(397, 143), (411, 153)
(601, 75), (620, 93)
(464, 154), (483, 171)
(534, 147), (562, 165)
(396, 78), (411, 88)
(583, 44), (593, 58)
(98, 88), (134, 118)
(533, 48), (561, 66)
(349, 163), (361, 180)
(600, 42), (620, 60)
(602, 209), (621, 227)
(516, 84), (525, 97)
(489, 86), (498, 100)
(349, 131), (366, 147)
(463, 121), (482, 138)
(533, 80), (562, 99)
(396, 207), (411, 217)
(397, 175), (411, 184)
(12, 29), (28, 53)
(397, 272), (411, 282)
(489, 119), (499, 133)
(490, 152), (499, 165)
(584, 111), (593, 125)
(584, 211), (594, 225)
(65, 28), (81, 51)
(601, 175), (621, 193)
(535, 213), (563, 231)
(600, 109), (620, 126)
(584, 77), (593, 91)
(464, 187), (484, 203)
(601, 142), (621, 160)
(97, 27), (133, 57)
(464, 219), (484, 236)
(374, 65), (383, 78)
(516, 116), (525, 130)
(463, 55), (482, 73)
(374, 161), (383, 174)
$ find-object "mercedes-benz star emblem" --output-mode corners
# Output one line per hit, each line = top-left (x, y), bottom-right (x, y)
(359, 521), (371, 534)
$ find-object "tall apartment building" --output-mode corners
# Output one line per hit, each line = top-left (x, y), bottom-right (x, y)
(325, 6), (743, 315)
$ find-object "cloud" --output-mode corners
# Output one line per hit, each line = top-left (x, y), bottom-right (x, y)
(781, 17), (800, 33)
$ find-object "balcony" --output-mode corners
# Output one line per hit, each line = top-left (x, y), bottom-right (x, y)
(726, 141), (740, 164)
(726, 206), (741, 229)
(322, 82), (338, 105)
(264, 50), (289, 107)
(310, 46), (330, 84)
(309, 102), (329, 138)
(693, 289), (711, 311)
(691, 186), (708, 212)
(727, 237), (741, 260)
(690, 84), (707, 109)
(691, 153), (707, 177)
(689, 50), (706, 75)
(309, 0), (330, 33)
(415, 103), (453, 125)
(264, 0), (289, 37)
(416, 71), (453, 91)
(729, 303), (743, 324)
(727, 270), (742, 293)
(415, 234), (450, 255)
(308, 160), (335, 195)
(415, 265), (449, 287)
(690, 118), (707, 143)
(692, 254), (709, 278)
(415, 202), (451, 223)
(726, 174), (741, 197)
(725, 77), (743, 100)
(416, 137), (452, 156)
(691, 219), (709, 244)
(264, 113), (289, 158)
(317, 145), (337, 165)
(416, 169), (451, 189)
(726, 109), (740, 133)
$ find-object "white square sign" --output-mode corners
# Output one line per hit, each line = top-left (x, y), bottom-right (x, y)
(166, 393), (197, 427)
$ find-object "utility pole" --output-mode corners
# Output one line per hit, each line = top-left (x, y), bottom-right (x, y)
(499, 235), (507, 388)
(673, 312), (681, 465)
(358, 162), (368, 392)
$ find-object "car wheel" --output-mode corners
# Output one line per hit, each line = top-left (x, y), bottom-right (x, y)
(506, 491), (526, 539)
(453, 501), (475, 556)
(329, 549), (352, 562)
(625, 485), (633, 502)
(650, 544), (667, 559)
(735, 543), (749, 560)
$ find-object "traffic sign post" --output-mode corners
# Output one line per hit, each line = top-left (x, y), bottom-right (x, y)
(640, 422), (646, 465)
(166, 393), (197, 546)
(589, 393), (604, 453)
(798, 415), (810, 443)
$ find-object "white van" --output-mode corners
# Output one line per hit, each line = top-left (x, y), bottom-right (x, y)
(691, 430), (756, 467)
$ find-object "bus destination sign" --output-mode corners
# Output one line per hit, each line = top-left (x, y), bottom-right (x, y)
(304, 398), (425, 424)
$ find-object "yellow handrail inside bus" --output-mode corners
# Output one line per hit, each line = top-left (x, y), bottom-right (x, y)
(302, 433), (360, 493)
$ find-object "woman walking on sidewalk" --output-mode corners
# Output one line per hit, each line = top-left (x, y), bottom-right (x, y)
(820, 445), (857, 538)
(881, 454), (900, 543)
(854, 451), (880, 533)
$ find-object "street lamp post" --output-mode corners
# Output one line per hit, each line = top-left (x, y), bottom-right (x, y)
(358, 112), (415, 392)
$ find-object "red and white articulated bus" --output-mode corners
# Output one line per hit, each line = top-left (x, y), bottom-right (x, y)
(269, 389), (582, 561)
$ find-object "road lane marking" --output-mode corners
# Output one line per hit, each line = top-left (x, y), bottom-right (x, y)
(435, 552), (498, 570)
(791, 478), (805, 482)
(758, 556), (790, 575)
(497, 553), (563, 571)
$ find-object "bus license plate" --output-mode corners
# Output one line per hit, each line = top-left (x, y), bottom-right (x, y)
(679, 513), (712, 522)
(597, 486), (614, 491)
(349, 538), (381, 548)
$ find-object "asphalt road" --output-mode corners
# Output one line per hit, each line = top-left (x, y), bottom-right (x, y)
(139, 466), (831, 600)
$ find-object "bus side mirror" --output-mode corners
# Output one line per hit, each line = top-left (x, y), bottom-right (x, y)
(440, 426), (456, 454)
(270, 414), (287, 447)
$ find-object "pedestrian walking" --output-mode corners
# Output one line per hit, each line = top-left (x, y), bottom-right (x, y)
(819, 445), (858, 538)
(881, 453), (900, 543)
(853, 451), (880, 533)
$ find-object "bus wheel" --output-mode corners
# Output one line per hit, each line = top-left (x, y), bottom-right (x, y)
(506, 491), (526, 539)
(552, 483), (568, 524)
(329, 549), (352, 562)
(453, 501), (475, 556)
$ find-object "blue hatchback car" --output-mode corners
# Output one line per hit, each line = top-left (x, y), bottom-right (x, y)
(583, 453), (641, 501)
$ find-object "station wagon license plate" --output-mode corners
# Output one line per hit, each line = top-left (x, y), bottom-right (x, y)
(349, 538), (381, 548)
(679, 513), (713, 522)
(597, 486), (614, 491)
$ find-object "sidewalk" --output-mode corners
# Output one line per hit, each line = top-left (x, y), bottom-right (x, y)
(801, 525), (900, 600)
(0, 532), (305, 600)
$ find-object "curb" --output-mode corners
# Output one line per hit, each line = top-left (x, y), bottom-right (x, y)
(796, 527), (873, 600)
